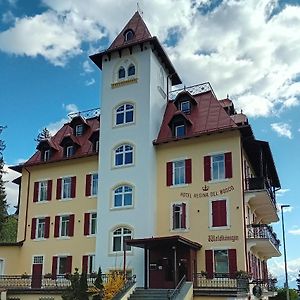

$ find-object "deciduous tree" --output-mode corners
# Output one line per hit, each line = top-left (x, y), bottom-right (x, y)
(0, 126), (7, 238)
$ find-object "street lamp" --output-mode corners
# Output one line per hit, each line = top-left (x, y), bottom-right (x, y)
(280, 204), (290, 300)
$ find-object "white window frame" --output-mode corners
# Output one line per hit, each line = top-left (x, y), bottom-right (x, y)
(180, 101), (191, 113)
(87, 254), (96, 274)
(113, 185), (133, 208)
(114, 144), (134, 167)
(211, 154), (225, 181)
(213, 249), (229, 274)
(115, 103), (135, 126)
(95, 140), (99, 152)
(75, 124), (84, 136)
(90, 212), (97, 235)
(112, 227), (132, 253)
(33, 255), (44, 265)
(0, 259), (5, 275)
(36, 217), (46, 239)
(91, 173), (98, 197)
(60, 215), (70, 237)
(124, 30), (134, 41)
(43, 149), (50, 162)
(38, 181), (48, 202)
(66, 146), (74, 158)
(57, 256), (68, 275)
(209, 198), (230, 230)
(175, 124), (185, 137)
(173, 160), (185, 185)
(62, 177), (72, 199)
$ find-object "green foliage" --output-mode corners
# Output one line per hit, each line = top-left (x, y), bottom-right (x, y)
(61, 268), (89, 300)
(0, 126), (7, 237)
(0, 215), (17, 242)
(272, 288), (299, 300)
(92, 267), (104, 300)
(297, 270), (300, 294)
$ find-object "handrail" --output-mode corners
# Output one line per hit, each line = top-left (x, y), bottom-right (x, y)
(168, 275), (186, 299)
(247, 224), (280, 249)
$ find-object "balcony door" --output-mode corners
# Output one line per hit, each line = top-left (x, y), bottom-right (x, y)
(31, 256), (43, 289)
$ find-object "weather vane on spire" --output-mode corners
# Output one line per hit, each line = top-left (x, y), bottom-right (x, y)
(137, 2), (144, 17)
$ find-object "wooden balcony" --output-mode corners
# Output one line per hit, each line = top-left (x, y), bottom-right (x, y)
(193, 273), (249, 297)
(244, 177), (279, 224)
(247, 224), (281, 259)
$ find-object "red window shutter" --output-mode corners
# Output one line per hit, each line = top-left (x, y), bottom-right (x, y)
(47, 180), (52, 201)
(225, 152), (233, 178)
(31, 218), (36, 239)
(84, 213), (90, 236)
(68, 214), (75, 237)
(172, 204), (176, 230)
(66, 256), (72, 274)
(228, 249), (237, 278)
(82, 255), (88, 274)
(204, 156), (211, 181)
(85, 174), (91, 197)
(44, 217), (50, 238)
(212, 200), (227, 227)
(52, 256), (58, 279)
(181, 203), (186, 229)
(248, 252), (252, 274)
(166, 162), (173, 186)
(185, 159), (192, 184)
(54, 216), (60, 237)
(56, 178), (62, 200)
(71, 176), (76, 198)
(205, 250), (214, 279)
(33, 182), (39, 202)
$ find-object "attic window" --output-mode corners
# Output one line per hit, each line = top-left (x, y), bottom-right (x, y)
(175, 124), (186, 138)
(43, 149), (50, 162)
(180, 101), (191, 114)
(124, 29), (134, 41)
(75, 124), (84, 136)
(65, 145), (74, 158)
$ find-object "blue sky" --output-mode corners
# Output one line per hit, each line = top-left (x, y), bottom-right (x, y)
(0, 0), (299, 287)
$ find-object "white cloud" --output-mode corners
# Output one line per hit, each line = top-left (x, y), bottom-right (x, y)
(63, 103), (78, 114)
(271, 122), (293, 139)
(276, 188), (290, 197)
(0, 0), (299, 117)
(276, 203), (293, 213)
(289, 228), (300, 235)
(3, 164), (20, 214)
(82, 60), (94, 73)
(85, 78), (95, 86)
(2, 11), (15, 24)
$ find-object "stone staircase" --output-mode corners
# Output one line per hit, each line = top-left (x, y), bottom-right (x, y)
(128, 288), (172, 300)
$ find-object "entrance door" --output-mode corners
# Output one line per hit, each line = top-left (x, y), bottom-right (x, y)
(31, 256), (43, 288)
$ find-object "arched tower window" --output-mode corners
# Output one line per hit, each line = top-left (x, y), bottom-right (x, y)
(128, 64), (135, 76)
(118, 66), (126, 79)
(124, 29), (134, 42)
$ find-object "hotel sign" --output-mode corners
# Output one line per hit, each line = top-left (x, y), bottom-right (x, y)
(179, 185), (234, 199)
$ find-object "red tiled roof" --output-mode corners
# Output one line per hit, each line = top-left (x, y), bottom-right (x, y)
(231, 113), (248, 125)
(108, 11), (152, 51)
(154, 91), (238, 144)
(219, 98), (232, 107)
(25, 117), (99, 167)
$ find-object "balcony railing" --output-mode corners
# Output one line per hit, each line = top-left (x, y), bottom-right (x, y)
(245, 177), (276, 207)
(193, 273), (249, 295)
(251, 278), (277, 292)
(247, 224), (280, 250)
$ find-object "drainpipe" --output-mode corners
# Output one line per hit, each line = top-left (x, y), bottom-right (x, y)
(20, 167), (31, 242)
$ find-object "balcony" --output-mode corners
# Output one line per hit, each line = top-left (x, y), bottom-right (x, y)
(250, 278), (278, 298)
(247, 224), (281, 259)
(193, 273), (249, 297)
(244, 177), (278, 224)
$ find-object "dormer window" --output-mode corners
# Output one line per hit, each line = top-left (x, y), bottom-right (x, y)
(175, 124), (186, 137)
(128, 64), (135, 76)
(43, 149), (50, 162)
(75, 124), (84, 136)
(66, 146), (74, 158)
(118, 67), (126, 79)
(180, 101), (191, 114)
(95, 140), (99, 153)
(124, 29), (134, 42)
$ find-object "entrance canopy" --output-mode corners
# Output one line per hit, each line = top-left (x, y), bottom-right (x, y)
(127, 235), (201, 250)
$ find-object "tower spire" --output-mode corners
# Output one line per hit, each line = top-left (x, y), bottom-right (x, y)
(137, 2), (143, 17)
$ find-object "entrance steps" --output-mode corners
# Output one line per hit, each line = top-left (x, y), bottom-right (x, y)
(128, 288), (172, 300)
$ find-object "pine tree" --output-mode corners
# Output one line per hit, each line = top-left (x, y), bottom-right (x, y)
(35, 128), (51, 143)
(0, 126), (7, 238)
(296, 270), (300, 295)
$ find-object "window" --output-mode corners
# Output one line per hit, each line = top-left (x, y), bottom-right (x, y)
(54, 215), (74, 237)
(33, 256), (44, 264)
(112, 227), (132, 252)
(85, 173), (98, 197)
(205, 249), (237, 279)
(84, 212), (97, 235)
(180, 101), (191, 113)
(172, 203), (186, 230)
(166, 159), (192, 186)
(43, 149), (50, 161)
(118, 67), (125, 79)
(33, 180), (52, 202)
(115, 104), (134, 125)
(210, 199), (228, 228)
(95, 140), (99, 152)
(75, 124), (84, 136)
(128, 64), (135, 76)
(113, 185), (133, 207)
(114, 144), (133, 166)
(0, 259), (3, 275)
(56, 177), (76, 200)
(204, 152), (232, 181)
(175, 124), (185, 137)
(31, 217), (50, 239)
(58, 257), (67, 275)
(66, 145), (74, 158)
(82, 255), (96, 274)
(124, 29), (134, 41)
(52, 256), (72, 277)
